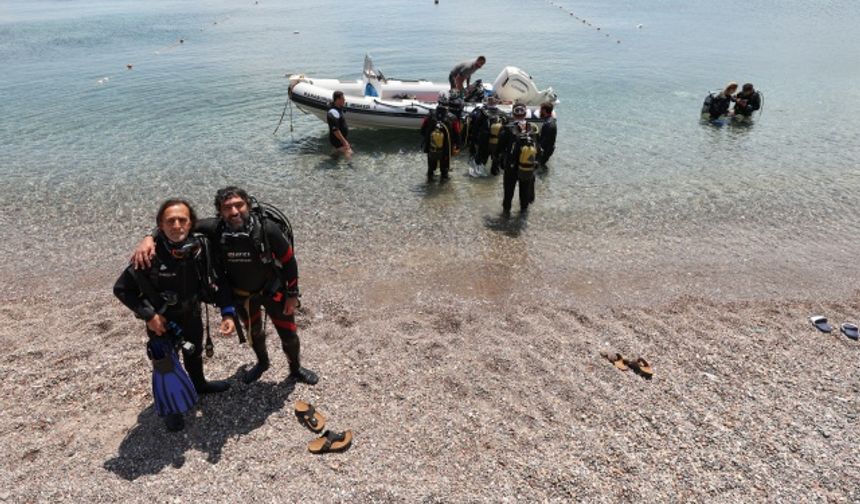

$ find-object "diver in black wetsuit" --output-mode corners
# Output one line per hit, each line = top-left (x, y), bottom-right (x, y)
(498, 103), (541, 215)
(706, 82), (738, 120)
(733, 83), (761, 117)
(537, 101), (557, 168)
(115, 199), (236, 431)
(133, 188), (318, 386)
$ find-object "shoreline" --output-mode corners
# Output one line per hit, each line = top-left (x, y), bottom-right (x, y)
(2, 285), (859, 501)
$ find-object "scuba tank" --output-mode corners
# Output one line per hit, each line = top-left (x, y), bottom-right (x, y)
(701, 93), (715, 115)
(517, 135), (538, 173)
(488, 115), (503, 154)
(428, 123), (447, 160)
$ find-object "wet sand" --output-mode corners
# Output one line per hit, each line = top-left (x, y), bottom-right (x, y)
(2, 261), (860, 502)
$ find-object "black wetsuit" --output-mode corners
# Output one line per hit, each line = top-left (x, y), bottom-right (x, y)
(469, 107), (491, 166)
(499, 121), (541, 213)
(421, 115), (456, 180)
(538, 116), (557, 166)
(326, 105), (349, 148)
(708, 93), (734, 120)
(734, 91), (761, 117)
(113, 234), (233, 390)
(195, 214), (304, 379)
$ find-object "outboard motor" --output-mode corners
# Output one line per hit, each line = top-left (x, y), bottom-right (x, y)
(492, 66), (557, 105)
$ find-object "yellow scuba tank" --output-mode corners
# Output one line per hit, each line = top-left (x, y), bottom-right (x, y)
(430, 125), (445, 152)
(517, 136), (537, 172)
(489, 120), (502, 146)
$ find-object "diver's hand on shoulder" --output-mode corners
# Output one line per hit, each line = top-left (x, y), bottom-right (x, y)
(131, 235), (156, 269)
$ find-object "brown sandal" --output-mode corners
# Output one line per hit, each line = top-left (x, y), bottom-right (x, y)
(600, 351), (628, 371)
(294, 400), (326, 433)
(627, 357), (653, 378)
(308, 430), (353, 454)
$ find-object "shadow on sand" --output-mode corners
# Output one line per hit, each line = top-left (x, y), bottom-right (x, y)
(103, 369), (296, 481)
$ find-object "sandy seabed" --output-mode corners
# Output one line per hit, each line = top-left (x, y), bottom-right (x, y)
(1, 271), (859, 504)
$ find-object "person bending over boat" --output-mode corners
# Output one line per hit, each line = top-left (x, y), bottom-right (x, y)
(537, 101), (557, 169)
(448, 56), (485, 92)
(327, 91), (352, 159)
(421, 104), (459, 182)
(705, 82), (738, 120)
(132, 187), (319, 387)
(499, 103), (542, 215)
(733, 83), (761, 118)
(114, 199), (236, 432)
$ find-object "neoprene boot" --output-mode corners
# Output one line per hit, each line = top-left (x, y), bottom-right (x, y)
(185, 354), (230, 394)
(283, 335), (319, 385)
(243, 335), (270, 384)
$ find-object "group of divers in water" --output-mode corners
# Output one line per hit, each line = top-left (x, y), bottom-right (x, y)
(701, 81), (763, 124)
(326, 90), (558, 216)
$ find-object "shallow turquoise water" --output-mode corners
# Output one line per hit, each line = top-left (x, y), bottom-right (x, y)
(2, 0), (859, 302)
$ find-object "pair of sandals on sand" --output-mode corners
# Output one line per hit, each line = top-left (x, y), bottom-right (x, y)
(601, 352), (653, 379)
(294, 400), (353, 454)
(809, 316), (859, 340)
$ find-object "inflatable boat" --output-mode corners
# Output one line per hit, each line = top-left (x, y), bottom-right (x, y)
(287, 55), (557, 130)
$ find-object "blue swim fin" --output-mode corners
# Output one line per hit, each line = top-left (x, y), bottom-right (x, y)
(148, 339), (198, 417)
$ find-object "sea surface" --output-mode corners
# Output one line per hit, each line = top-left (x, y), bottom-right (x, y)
(2, 0), (859, 305)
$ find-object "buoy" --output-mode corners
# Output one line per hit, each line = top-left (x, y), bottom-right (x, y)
(179, 38), (184, 43)
(126, 64), (133, 70)
(637, 23), (643, 29)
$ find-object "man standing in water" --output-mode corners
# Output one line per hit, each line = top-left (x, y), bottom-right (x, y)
(133, 187), (319, 386)
(537, 101), (557, 169)
(327, 90), (352, 160)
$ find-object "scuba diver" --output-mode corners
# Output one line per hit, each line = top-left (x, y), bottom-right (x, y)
(733, 83), (761, 118)
(466, 96), (501, 175)
(499, 103), (542, 215)
(486, 101), (509, 176)
(132, 187), (319, 387)
(537, 101), (557, 169)
(702, 82), (738, 120)
(114, 198), (236, 432)
(420, 103), (458, 182)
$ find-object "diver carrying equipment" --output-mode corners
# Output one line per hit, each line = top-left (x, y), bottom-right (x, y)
(147, 331), (198, 417)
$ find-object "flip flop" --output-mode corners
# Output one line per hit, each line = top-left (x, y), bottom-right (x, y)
(809, 316), (833, 333)
(627, 357), (653, 379)
(600, 351), (628, 371)
(294, 400), (326, 433)
(308, 430), (353, 454)
(841, 323), (859, 341)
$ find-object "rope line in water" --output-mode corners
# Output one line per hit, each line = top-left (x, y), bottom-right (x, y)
(543, 0), (634, 44)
